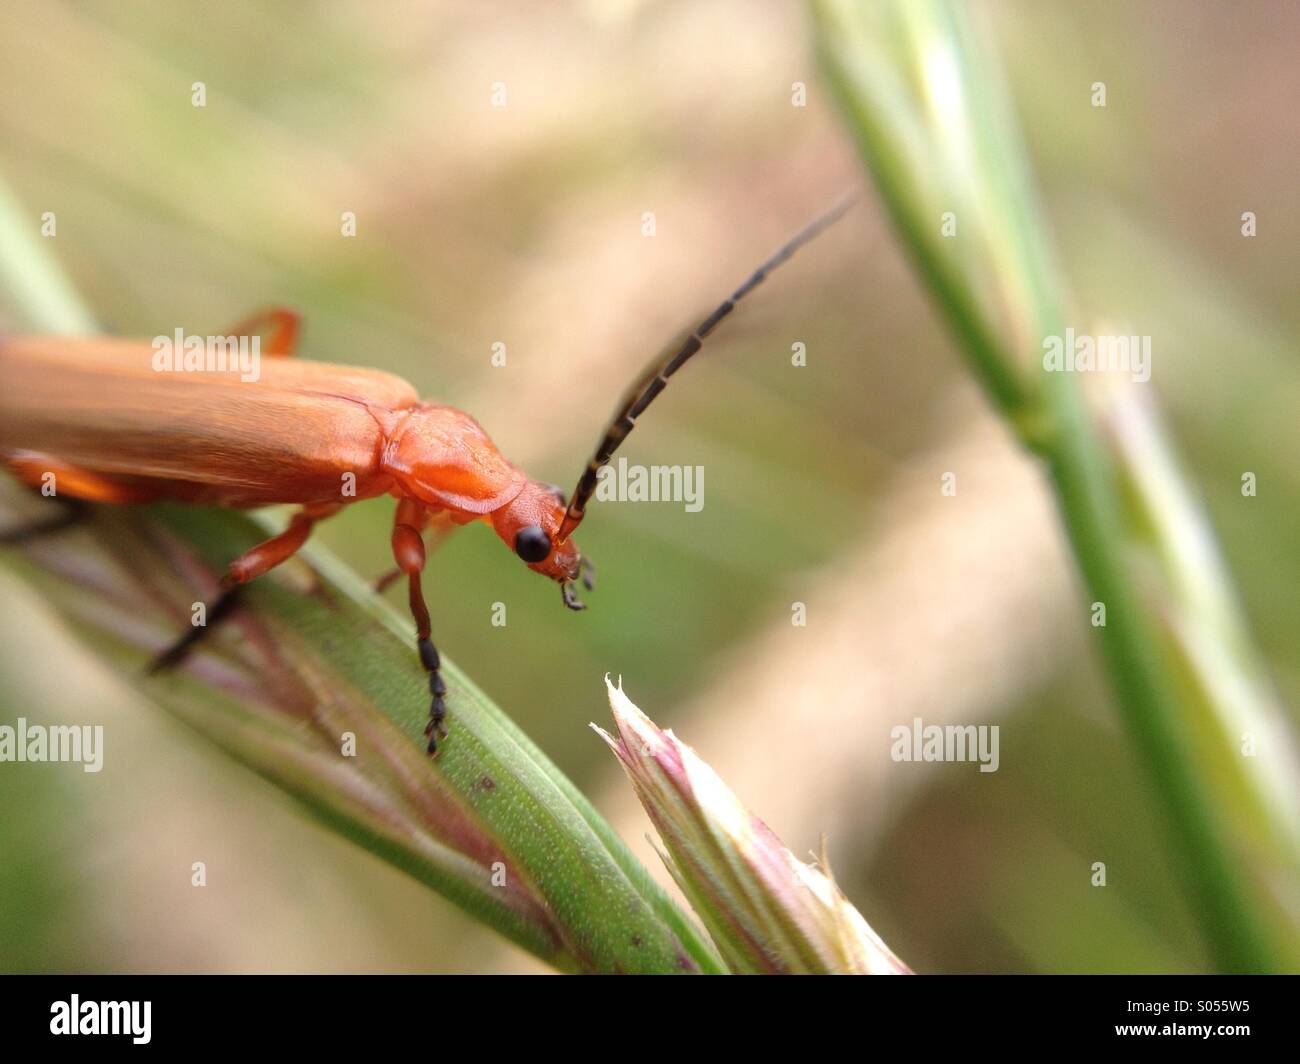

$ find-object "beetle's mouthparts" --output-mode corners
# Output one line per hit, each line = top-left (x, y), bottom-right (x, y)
(561, 580), (587, 611)
(559, 553), (593, 610)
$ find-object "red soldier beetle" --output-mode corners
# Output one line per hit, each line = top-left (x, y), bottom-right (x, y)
(0, 201), (849, 753)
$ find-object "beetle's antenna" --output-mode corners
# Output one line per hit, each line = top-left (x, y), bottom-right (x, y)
(556, 196), (854, 543)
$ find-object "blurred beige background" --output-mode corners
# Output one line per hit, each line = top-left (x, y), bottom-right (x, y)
(0, 1), (1296, 973)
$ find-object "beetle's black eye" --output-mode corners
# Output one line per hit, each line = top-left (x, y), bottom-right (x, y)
(514, 525), (551, 563)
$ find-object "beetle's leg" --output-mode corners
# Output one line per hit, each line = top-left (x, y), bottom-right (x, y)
(146, 586), (243, 674)
(220, 501), (344, 588)
(5, 451), (161, 504)
(373, 509), (454, 594)
(372, 566), (403, 594)
(149, 501), (343, 673)
(221, 306), (301, 357)
(390, 498), (446, 755)
(0, 455), (92, 542)
(0, 496), (89, 542)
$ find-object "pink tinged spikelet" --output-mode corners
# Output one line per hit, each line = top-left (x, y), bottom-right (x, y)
(595, 676), (912, 975)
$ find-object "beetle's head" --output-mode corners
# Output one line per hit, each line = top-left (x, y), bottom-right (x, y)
(490, 480), (594, 610)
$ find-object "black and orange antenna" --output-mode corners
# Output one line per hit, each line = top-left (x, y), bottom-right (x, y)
(556, 197), (854, 544)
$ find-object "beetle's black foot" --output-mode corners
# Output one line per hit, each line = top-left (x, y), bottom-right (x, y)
(417, 636), (448, 756)
(423, 685), (448, 742)
(423, 708), (448, 755)
(147, 586), (243, 674)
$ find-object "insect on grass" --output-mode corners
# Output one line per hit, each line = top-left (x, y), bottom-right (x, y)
(0, 200), (850, 753)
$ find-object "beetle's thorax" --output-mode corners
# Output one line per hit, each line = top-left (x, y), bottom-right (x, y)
(380, 402), (526, 516)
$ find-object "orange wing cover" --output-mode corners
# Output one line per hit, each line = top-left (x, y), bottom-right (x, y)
(0, 336), (419, 507)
